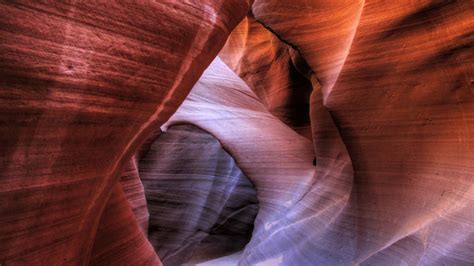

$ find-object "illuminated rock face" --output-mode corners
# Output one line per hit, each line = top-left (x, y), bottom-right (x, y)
(0, 1), (473, 265)
(0, 1), (250, 265)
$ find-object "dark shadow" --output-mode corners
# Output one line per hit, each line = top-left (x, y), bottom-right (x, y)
(138, 124), (259, 266)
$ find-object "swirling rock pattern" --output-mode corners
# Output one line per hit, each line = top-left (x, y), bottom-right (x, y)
(247, 1), (474, 264)
(1, 0), (473, 265)
(166, 57), (350, 265)
(219, 15), (313, 139)
(0, 1), (250, 264)
(139, 125), (258, 265)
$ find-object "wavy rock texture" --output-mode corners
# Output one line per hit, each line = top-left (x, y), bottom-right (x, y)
(266, 1), (471, 265)
(139, 125), (258, 265)
(164, 57), (317, 264)
(1, 0), (473, 265)
(252, 0), (365, 100)
(217, 0), (472, 264)
(0, 1), (250, 264)
(219, 15), (313, 139)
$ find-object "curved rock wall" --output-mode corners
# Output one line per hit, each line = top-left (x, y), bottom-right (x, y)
(0, 0), (473, 265)
(139, 125), (258, 265)
(216, 1), (473, 264)
(0, 1), (250, 264)
(219, 15), (313, 139)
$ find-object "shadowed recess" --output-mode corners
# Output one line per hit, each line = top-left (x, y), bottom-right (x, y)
(138, 124), (259, 265)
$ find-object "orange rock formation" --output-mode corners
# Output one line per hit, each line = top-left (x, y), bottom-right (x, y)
(1, 1), (473, 265)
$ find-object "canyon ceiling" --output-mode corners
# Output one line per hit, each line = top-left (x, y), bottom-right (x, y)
(0, 1), (473, 265)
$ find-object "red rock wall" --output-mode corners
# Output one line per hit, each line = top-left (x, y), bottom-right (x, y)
(0, 1), (250, 264)
(214, 0), (474, 264)
(219, 15), (313, 139)
(1, 0), (473, 265)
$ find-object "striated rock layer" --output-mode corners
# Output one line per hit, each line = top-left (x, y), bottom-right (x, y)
(0, 1), (251, 264)
(1, 0), (473, 265)
(212, 1), (473, 264)
(219, 15), (313, 139)
(139, 125), (258, 265)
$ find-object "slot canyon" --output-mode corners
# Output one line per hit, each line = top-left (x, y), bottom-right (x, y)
(0, 1), (473, 265)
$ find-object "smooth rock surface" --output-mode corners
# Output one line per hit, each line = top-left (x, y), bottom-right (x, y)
(0, 1), (250, 264)
(0, 0), (473, 265)
(168, 49), (473, 264)
(139, 125), (258, 265)
(219, 15), (313, 139)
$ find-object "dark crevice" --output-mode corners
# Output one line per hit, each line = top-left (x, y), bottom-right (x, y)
(138, 124), (259, 266)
